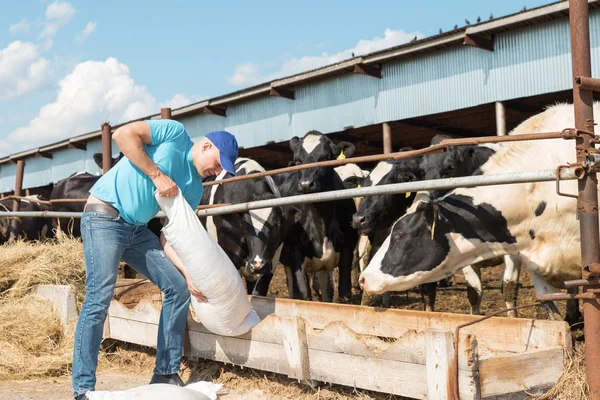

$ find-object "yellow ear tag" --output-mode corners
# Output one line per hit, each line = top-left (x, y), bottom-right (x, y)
(431, 208), (440, 240)
(405, 192), (411, 198)
(338, 150), (346, 160)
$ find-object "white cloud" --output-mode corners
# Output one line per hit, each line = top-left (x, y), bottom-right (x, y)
(227, 28), (424, 87)
(0, 41), (52, 100)
(160, 94), (192, 109)
(76, 21), (96, 43)
(6, 58), (194, 151)
(40, 1), (76, 39)
(0, 140), (12, 157)
(9, 19), (31, 35)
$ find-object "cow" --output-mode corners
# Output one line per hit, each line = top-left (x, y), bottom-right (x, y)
(344, 150), (442, 309)
(50, 172), (100, 237)
(359, 102), (599, 323)
(0, 196), (54, 244)
(275, 131), (359, 303)
(419, 137), (524, 317)
(201, 158), (301, 296)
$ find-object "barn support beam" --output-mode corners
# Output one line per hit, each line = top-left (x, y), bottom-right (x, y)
(161, 107), (172, 119)
(9, 160), (25, 243)
(382, 123), (392, 154)
(495, 102), (506, 136)
(353, 63), (382, 79)
(569, 0), (600, 397)
(101, 123), (112, 175)
(269, 87), (295, 100)
(463, 33), (494, 51)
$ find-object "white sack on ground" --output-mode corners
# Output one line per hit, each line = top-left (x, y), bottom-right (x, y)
(87, 381), (222, 400)
(156, 190), (259, 336)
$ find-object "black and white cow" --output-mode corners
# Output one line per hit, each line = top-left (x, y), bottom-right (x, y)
(201, 158), (301, 296)
(360, 102), (598, 322)
(50, 171), (100, 237)
(419, 138), (523, 317)
(345, 150), (444, 309)
(276, 131), (359, 302)
(0, 196), (54, 244)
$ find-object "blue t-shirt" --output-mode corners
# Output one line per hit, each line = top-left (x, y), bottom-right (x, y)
(90, 120), (204, 225)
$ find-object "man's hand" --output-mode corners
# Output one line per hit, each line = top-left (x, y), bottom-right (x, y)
(186, 278), (208, 302)
(151, 169), (178, 197)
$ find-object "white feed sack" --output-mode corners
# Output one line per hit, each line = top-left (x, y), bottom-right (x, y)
(156, 191), (260, 336)
(87, 381), (221, 400)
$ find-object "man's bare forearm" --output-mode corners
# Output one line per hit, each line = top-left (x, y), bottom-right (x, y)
(160, 233), (189, 278)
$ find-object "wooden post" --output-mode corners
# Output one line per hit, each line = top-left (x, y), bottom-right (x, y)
(161, 108), (172, 120)
(425, 330), (457, 400)
(9, 160), (25, 243)
(101, 123), (112, 174)
(280, 317), (310, 381)
(495, 102), (506, 136)
(382, 122), (392, 154)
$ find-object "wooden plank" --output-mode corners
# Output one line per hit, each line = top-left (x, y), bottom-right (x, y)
(425, 330), (456, 400)
(248, 296), (571, 353)
(110, 284), (571, 354)
(280, 317), (310, 380)
(185, 329), (289, 376)
(457, 333), (481, 399)
(479, 347), (565, 398)
(108, 317), (158, 348)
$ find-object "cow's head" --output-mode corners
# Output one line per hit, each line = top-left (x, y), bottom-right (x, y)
(93, 152), (125, 171)
(358, 193), (516, 293)
(349, 149), (421, 234)
(241, 200), (302, 280)
(420, 145), (495, 198)
(289, 131), (355, 193)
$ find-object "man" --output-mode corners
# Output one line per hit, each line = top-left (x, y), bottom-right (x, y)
(72, 119), (239, 400)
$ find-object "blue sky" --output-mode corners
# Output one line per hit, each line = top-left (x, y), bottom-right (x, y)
(0, 0), (554, 157)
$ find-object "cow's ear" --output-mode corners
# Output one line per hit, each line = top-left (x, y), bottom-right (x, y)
(335, 141), (355, 159)
(289, 137), (302, 153)
(93, 153), (103, 169)
(342, 176), (363, 189)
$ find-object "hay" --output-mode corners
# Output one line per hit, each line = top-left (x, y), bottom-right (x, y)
(0, 295), (73, 379)
(534, 341), (588, 400)
(0, 234), (86, 303)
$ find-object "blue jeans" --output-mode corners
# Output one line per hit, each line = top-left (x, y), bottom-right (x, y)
(72, 211), (190, 397)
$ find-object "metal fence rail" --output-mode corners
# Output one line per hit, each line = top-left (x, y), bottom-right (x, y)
(0, 167), (582, 219)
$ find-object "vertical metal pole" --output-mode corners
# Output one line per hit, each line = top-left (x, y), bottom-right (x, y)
(161, 108), (172, 120)
(9, 160), (25, 243)
(495, 102), (506, 136)
(101, 123), (112, 174)
(569, 0), (600, 397)
(382, 122), (392, 154)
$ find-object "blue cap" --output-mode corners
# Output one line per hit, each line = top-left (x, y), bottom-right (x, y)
(206, 130), (239, 176)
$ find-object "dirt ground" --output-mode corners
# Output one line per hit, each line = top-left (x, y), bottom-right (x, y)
(0, 261), (578, 400)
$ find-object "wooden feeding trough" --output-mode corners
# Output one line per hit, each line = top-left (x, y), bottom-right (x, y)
(105, 279), (571, 399)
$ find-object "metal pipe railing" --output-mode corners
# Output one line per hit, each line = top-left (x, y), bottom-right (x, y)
(204, 130), (574, 187)
(0, 167), (582, 219)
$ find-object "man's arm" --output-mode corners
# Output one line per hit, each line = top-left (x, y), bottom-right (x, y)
(160, 232), (207, 302)
(112, 121), (178, 197)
